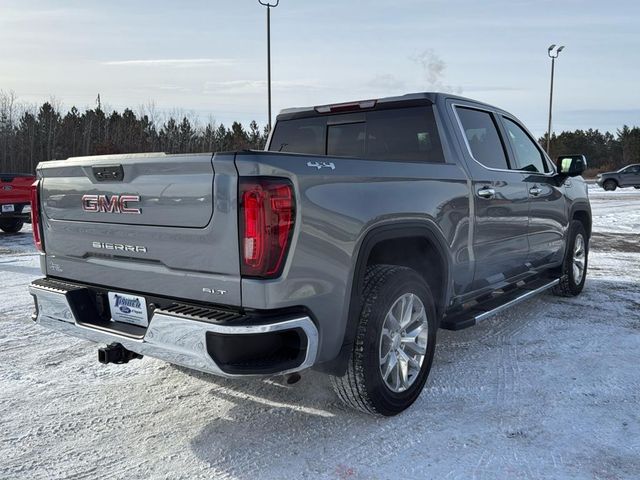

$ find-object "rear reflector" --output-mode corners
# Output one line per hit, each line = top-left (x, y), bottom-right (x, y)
(30, 179), (44, 252)
(239, 177), (295, 278)
(314, 99), (377, 114)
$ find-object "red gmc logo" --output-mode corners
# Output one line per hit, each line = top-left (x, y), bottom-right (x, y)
(82, 194), (141, 214)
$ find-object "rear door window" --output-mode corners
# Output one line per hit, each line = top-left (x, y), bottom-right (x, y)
(455, 107), (509, 170)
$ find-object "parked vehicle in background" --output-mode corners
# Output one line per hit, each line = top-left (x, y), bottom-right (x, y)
(597, 164), (640, 191)
(0, 173), (35, 233)
(28, 93), (591, 416)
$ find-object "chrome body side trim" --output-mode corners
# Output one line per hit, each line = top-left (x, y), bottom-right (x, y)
(29, 283), (319, 378)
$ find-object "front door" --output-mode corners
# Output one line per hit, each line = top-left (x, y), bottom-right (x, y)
(499, 115), (567, 268)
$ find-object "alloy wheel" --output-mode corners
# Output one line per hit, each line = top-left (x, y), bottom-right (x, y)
(573, 233), (586, 285)
(378, 293), (429, 393)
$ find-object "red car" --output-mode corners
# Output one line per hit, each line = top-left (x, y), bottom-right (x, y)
(0, 173), (35, 233)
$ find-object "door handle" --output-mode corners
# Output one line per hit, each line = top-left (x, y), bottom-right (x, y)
(529, 186), (542, 196)
(477, 187), (495, 199)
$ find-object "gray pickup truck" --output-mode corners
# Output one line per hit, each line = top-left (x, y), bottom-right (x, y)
(29, 93), (591, 415)
(596, 164), (640, 190)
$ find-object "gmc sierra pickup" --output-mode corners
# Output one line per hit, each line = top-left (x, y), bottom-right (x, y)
(28, 93), (591, 415)
(0, 173), (35, 233)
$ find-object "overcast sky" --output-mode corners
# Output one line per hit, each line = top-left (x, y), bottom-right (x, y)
(1, 0), (638, 136)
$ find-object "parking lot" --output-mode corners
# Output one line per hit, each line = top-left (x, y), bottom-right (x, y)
(1, 185), (639, 480)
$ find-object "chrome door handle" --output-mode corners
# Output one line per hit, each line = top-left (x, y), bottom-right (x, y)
(477, 187), (495, 199)
(529, 186), (542, 196)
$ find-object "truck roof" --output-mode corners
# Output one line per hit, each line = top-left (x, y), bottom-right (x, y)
(277, 92), (496, 119)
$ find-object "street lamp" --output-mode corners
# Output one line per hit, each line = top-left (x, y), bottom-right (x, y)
(258, 0), (279, 132)
(546, 44), (565, 154)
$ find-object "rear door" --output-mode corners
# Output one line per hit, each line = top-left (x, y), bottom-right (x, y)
(39, 152), (242, 306)
(498, 115), (567, 268)
(451, 103), (531, 289)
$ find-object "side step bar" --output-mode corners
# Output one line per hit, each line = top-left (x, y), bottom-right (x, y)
(440, 278), (560, 331)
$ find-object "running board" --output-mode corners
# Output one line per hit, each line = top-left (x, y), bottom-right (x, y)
(440, 278), (560, 331)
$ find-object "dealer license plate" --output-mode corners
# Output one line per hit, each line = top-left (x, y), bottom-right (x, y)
(108, 291), (149, 327)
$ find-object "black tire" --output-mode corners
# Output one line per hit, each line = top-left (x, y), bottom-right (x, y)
(634, 186), (640, 189)
(0, 219), (24, 233)
(603, 179), (617, 191)
(553, 220), (588, 297)
(330, 265), (438, 416)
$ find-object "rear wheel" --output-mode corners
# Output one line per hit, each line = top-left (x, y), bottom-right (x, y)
(603, 179), (617, 191)
(331, 265), (437, 416)
(553, 220), (588, 297)
(0, 219), (24, 233)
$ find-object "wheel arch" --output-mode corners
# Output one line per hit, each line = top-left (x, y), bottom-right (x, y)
(320, 221), (452, 376)
(570, 203), (592, 239)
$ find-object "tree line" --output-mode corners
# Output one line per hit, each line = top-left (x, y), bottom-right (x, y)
(1, 91), (638, 175)
(539, 127), (640, 176)
(0, 91), (269, 174)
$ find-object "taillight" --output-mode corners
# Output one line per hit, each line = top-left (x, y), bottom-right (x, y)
(30, 179), (44, 252)
(239, 177), (295, 278)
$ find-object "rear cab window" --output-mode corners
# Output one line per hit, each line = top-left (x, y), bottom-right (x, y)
(268, 117), (325, 155)
(327, 122), (365, 157)
(269, 106), (445, 163)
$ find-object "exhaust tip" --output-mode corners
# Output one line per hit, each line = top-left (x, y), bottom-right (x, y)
(286, 372), (301, 385)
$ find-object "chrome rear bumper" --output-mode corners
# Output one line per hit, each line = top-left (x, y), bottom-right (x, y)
(29, 280), (319, 378)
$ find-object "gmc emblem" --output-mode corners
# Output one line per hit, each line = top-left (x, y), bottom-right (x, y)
(82, 194), (141, 214)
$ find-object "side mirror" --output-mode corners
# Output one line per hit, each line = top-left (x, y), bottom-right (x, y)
(556, 154), (587, 177)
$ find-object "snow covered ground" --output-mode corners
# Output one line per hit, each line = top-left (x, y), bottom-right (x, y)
(1, 186), (639, 480)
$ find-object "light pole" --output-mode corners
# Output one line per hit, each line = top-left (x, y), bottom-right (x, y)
(258, 0), (279, 132)
(546, 44), (564, 154)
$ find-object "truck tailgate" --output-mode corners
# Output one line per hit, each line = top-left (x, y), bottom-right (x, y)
(1, 173), (35, 204)
(38, 152), (242, 306)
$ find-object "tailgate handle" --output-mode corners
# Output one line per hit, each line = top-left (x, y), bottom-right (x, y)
(93, 165), (124, 182)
